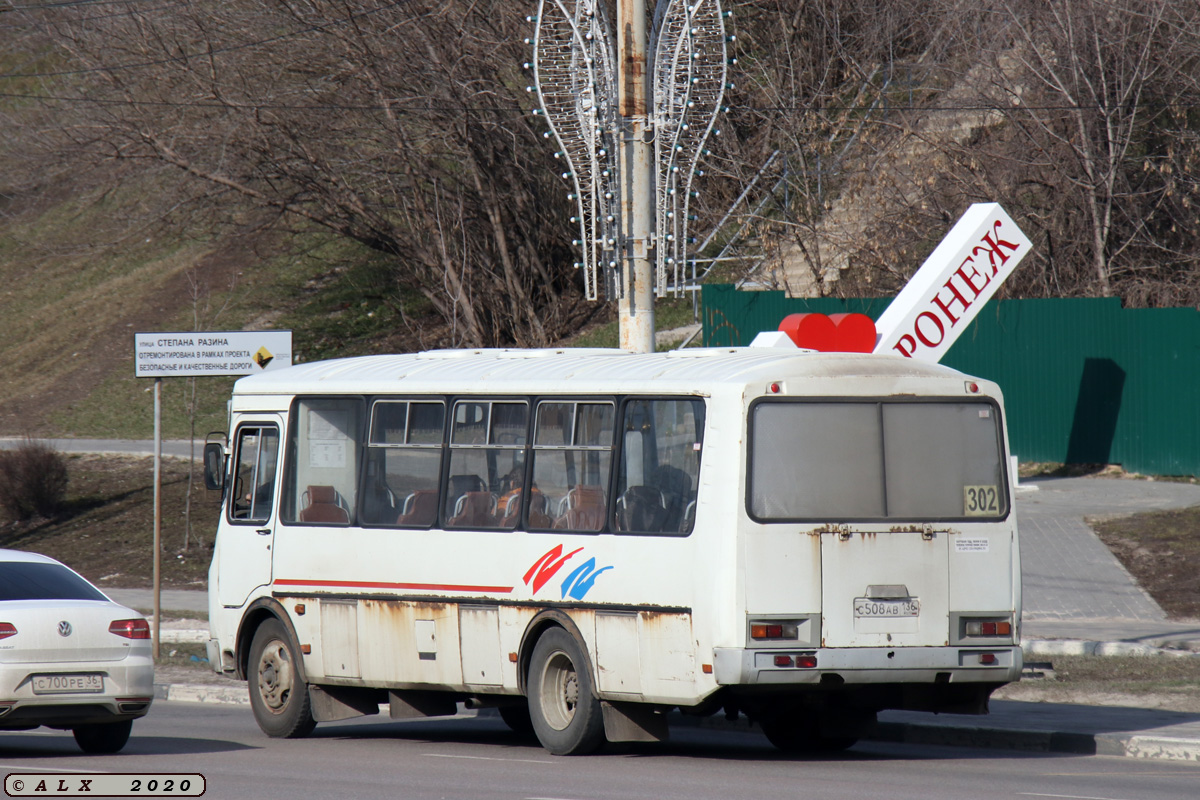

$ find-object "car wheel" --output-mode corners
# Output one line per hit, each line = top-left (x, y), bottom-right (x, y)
(527, 627), (604, 755)
(248, 617), (316, 738)
(73, 720), (133, 754)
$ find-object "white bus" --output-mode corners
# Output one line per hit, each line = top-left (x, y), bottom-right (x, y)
(203, 346), (1021, 755)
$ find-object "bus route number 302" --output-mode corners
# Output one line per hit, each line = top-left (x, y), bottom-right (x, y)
(963, 484), (1000, 516)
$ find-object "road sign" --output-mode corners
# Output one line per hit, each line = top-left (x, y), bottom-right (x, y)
(134, 331), (292, 378)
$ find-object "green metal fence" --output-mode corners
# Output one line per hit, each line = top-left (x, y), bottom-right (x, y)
(702, 285), (1200, 476)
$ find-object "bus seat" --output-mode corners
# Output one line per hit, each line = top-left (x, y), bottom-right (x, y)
(554, 485), (606, 531)
(499, 489), (552, 529)
(615, 485), (667, 532)
(448, 491), (496, 528)
(300, 484), (349, 524)
(397, 490), (438, 526)
(448, 474), (487, 497)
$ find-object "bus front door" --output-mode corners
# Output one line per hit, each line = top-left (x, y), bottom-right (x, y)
(216, 416), (283, 608)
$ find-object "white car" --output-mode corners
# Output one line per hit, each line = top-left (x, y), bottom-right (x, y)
(0, 549), (154, 753)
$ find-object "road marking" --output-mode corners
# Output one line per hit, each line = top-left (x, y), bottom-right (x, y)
(0, 765), (107, 774)
(1019, 793), (1135, 800)
(422, 753), (552, 765)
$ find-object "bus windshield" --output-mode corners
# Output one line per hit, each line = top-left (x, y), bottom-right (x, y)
(748, 399), (1009, 522)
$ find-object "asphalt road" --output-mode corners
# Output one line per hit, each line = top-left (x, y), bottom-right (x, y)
(2, 703), (1198, 800)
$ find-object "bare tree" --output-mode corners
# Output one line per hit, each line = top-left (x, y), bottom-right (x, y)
(23, 1), (587, 346)
(970, 0), (1200, 301)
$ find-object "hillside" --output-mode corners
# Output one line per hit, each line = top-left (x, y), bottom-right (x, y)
(5, 1), (1200, 440)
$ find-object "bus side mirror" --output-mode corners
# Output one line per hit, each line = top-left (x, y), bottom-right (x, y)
(203, 442), (225, 491)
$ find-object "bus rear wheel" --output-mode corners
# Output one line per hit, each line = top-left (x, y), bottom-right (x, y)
(248, 618), (316, 739)
(760, 711), (871, 754)
(527, 628), (604, 755)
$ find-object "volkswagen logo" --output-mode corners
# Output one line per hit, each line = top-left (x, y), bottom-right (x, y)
(57, 621), (72, 637)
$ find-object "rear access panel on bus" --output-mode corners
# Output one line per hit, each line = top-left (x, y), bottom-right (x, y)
(820, 528), (950, 648)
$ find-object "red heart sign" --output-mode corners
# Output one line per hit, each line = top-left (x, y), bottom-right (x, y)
(778, 313), (876, 353)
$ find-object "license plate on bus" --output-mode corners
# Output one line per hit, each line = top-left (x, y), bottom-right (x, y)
(853, 598), (920, 618)
(32, 674), (104, 695)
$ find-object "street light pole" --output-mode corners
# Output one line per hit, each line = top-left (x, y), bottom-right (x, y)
(617, 0), (655, 353)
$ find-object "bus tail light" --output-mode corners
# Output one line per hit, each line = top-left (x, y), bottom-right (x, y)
(750, 621), (799, 641)
(979, 653), (997, 665)
(771, 653), (817, 669)
(964, 619), (1012, 637)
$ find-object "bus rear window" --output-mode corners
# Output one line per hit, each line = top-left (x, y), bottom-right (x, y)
(748, 400), (1008, 521)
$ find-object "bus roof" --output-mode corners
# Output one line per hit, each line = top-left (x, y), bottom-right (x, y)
(231, 348), (996, 398)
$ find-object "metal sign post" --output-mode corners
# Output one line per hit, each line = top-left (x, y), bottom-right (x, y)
(152, 379), (162, 658)
(134, 330), (292, 658)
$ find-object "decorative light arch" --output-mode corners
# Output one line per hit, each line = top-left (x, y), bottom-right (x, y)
(529, 0), (728, 300)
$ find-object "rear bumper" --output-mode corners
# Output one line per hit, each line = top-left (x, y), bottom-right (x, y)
(713, 645), (1022, 686)
(0, 656), (154, 729)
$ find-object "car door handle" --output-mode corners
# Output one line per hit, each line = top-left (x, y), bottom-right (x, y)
(256, 528), (272, 536)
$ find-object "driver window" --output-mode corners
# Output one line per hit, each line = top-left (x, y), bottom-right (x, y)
(229, 424), (279, 524)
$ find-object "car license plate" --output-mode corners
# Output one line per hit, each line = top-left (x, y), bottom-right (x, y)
(32, 674), (104, 695)
(853, 598), (920, 618)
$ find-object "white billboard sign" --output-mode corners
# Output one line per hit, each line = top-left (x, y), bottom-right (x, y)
(135, 331), (292, 377)
(873, 203), (1031, 362)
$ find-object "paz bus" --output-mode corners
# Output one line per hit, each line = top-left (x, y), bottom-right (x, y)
(203, 344), (1021, 754)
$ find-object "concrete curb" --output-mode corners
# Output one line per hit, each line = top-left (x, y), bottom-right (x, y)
(1023, 638), (1200, 658)
(154, 682), (249, 705)
(156, 630), (209, 644)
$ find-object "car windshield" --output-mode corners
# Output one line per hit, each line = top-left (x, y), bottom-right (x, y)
(0, 562), (109, 602)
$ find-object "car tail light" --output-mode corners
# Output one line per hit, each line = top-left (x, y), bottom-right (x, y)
(110, 619), (151, 639)
(0, 623), (16, 640)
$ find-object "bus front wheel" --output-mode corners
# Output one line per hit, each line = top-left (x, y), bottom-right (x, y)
(248, 618), (316, 739)
(527, 628), (604, 755)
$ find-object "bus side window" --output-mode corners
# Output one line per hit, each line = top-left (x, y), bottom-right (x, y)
(613, 398), (704, 535)
(531, 401), (614, 532)
(229, 425), (279, 524)
(281, 397), (363, 525)
(445, 400), (528, 530)
(362, 400), (445, 527)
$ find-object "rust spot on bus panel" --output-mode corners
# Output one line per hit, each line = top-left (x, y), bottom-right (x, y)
(637, 610), (691, 632)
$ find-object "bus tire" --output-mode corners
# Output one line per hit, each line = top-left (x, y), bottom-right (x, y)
(527, 627), (604, 755)
(498, 702), (536, 737)
(248, 617), (316, 739)
(760, 716), (861, 754)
